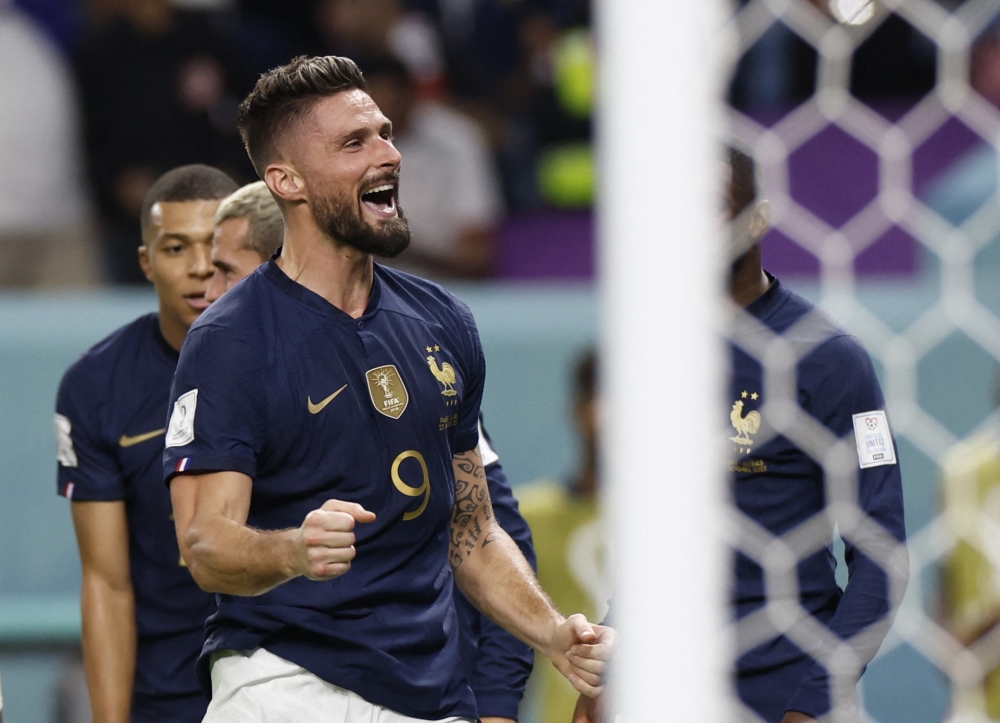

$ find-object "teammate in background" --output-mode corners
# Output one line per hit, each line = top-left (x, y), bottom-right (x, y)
(204, 179), (539, 722)
(55, 165), (238, 723)
(205, 181), (284, 303)
(574, 145), (908, 723)
(518, 350), (608, 723)
(165, 55), (608, 722)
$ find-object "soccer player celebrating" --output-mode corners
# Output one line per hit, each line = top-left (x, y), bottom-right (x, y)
(205, 179), (539, 722)
(575, 147), (908, 723)
(56, 165), (238, 723)
(165, 55), (607, 721)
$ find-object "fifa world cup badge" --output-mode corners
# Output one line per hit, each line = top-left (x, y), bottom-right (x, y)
(366, 365), (409, 419)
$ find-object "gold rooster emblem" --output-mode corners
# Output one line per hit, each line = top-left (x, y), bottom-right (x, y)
(426, 354), (458, 396)
(729, 399), (761, 446)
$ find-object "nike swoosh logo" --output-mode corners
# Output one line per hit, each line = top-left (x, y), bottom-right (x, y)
(308, 384), (349, 414)
(119, 428), (166, 448)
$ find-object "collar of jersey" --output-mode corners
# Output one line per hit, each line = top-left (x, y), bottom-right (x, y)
(261, 257), (387, 325)
(744, 271), (788, 324)
(150, 312), (180, 361)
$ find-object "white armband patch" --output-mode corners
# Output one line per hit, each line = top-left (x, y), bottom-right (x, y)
(477, 420), (500, 466)
(166, 389), (198, 448)
(852, 410), (897, 469)
(55, 413), (77, 468)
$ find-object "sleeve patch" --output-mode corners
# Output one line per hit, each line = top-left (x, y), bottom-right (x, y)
(55, 413), (78, 468)
(477, 420), (500, 466)
(852, 410), (897, 469)
(166, 389), (198, 448)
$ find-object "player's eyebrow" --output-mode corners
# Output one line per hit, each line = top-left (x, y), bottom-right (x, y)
(213, 259), (235, 273)
(334, 119), (394, 146)
(158, 233), (193, 244)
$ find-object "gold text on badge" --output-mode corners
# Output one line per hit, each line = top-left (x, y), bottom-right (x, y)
(367, 365), (409, 419)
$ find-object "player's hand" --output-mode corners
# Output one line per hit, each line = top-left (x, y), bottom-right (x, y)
(572, 691), (607, 723)
(547, 613), (608, 697)
(779, 713), (816, 723)
(294, 500), (376, 581)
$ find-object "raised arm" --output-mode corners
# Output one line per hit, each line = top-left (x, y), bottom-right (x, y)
(170, 470), (374, 596)
(457, 431), (538, 722)
(71, 500), (136, 723)
(448, 447), (605, 697)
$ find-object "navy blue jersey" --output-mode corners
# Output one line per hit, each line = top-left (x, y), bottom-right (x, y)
(55, 313), (214, 718)
(729, 277), (906, 720)
(454, 422), (536, 719)
(163, 261), (486, 720)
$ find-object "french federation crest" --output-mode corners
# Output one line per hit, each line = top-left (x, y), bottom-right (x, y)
(367, 365), (409, 419)
(425, 344), (458, 396)
(729, 390), (762, 450)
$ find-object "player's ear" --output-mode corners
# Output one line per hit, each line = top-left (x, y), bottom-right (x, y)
(264, 163), (306, 204)
(137, 244), (155, 284)
(749, 199), (771, 241)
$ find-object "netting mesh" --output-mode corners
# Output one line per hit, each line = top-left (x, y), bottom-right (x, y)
(722, 1), (1000, 721)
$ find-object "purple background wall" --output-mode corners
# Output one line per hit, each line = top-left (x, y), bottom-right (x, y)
(496, 113), (983, 281)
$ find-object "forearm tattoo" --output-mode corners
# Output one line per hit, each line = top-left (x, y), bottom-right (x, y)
(450, 452), (495, 569)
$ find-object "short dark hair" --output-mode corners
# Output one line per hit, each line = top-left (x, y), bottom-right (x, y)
(140, 164), (238, 234)
(237, 55), (368, 176)
(727, 143), (759, 218)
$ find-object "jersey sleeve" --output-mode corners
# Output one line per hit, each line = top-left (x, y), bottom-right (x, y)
(457, 421), (536, 718)
(452, 298), (486, 454)
(786, 334), (908, 718)
(162, 324), (267, 484)
(55, 362), (123, 501)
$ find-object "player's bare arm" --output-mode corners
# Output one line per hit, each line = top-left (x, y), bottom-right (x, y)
(448, 447), (608, 697)
(71, 501), (137, 723)
(170, 470), (375, 596)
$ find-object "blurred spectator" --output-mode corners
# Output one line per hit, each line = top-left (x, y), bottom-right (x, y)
(0, 0), (99, 288)
(501, 8), (594, 209)
(516, 349), (609, 723)
(317, 0), (446, 92)
(74, 0), (254, 283)
(237, 0), (323, 55)
(364, 55), (504, 279)
(728, 1), (935, 115)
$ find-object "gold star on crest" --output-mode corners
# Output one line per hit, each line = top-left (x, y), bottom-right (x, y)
(741, 391), (748, 398)
(425, 346), (433, 353)
(434, 345), (440, 352)
(750, 392), (759, 400)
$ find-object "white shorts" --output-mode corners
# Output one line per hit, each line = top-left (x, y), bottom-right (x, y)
(203, 647), (476, 723)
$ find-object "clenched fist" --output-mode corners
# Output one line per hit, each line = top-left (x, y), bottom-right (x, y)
(293, 500), (376, 581)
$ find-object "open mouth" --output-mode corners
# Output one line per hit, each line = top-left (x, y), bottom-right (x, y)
(361, 183), (398, 220)
(185, 293), (210, 311)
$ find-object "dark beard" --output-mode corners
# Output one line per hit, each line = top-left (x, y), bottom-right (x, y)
(314, 192), (411, 258)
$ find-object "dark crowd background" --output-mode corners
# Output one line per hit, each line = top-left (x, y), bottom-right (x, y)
(0, 0), (982, 285)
